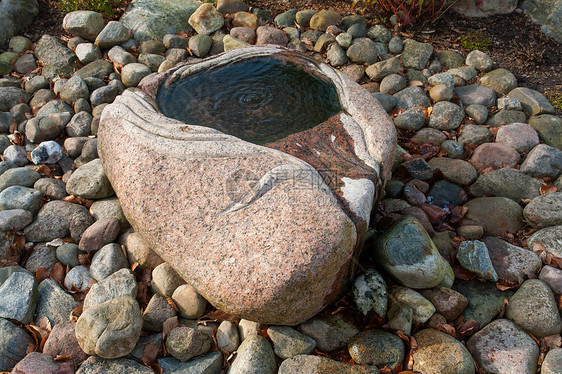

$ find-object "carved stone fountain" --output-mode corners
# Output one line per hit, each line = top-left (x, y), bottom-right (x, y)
(98, 46), (396, 325)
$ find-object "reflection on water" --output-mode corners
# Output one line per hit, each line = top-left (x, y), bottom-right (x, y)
(156, 56), (342, 145)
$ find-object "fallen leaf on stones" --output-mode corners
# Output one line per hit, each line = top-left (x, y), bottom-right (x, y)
(496, 278), (519, 290)
(141, 342), (161, 366)
(78, 253), (91, 266)
(540, 185), (557, 194)
(453, 266), (476, 280)
(62, 195), (93, 208)
(435, 323), (456, 337)
(162, 316), (179, 342)
(54, 355), (71, 361)
(69, 305), (82, 323)
(135, 267), (152, 308)
(457, 318), (480, 339)
(36, 316), (52, 332)
(498, 299), (509, 318)
(200, 309), (240, 324)
(35, 267), (50, 284)
(449, 206), (468, 224)
(404, 336), (417, 370)
(7, 131), (24, 146)
(131, 262), (139, 272)
(34, 164), (55, 178)
(165, 296), (179, 312)
(50, 262), (65, 286)
(26, 343), (36, 354)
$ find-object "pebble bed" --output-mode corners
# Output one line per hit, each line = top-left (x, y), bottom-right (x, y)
(0, 1), (562, 373)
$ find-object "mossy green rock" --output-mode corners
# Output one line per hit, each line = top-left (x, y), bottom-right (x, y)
(480, 68), (518, 94)
(454, 279), (513, 326)
(461, 197), (523, 236)
(348, 329), (405, 368)
(508, 87), (555, 115)
(401, 39), (433, 69)
(371, 216), (449, 288)
(529, 114), (562, 150)
(121, 0), (201, 42)
(436, 50), (465, 68)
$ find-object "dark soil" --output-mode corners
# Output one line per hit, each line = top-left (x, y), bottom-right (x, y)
(23, 0), (562, 105)
(246, 0), (561, 94)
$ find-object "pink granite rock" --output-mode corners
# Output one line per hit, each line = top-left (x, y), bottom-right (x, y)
(469, 142), (520, 172)
(10, 352), (73, 374)
(256, 26), (288, 46)
(98, 47), (395, 325)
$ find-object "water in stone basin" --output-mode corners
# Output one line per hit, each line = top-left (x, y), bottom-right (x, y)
(156, 56), (342, 145)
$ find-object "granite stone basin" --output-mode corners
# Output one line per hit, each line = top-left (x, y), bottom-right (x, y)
(98, 46), (396, 325)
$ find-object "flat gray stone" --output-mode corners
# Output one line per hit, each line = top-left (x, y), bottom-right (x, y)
(298, 314), (358, 352)
(0, 87), (30, 112)
(90, 243), (130, 281)
(35, 278), (80, 326)
(457, 276), (511, 327)
(77, 356), (154, 374)
(528, 225), (562, 255)
(24, 200), (93, 242)
(468, 167), (542, 202)
(84, 268), (138, 310)
(372, 216), (451, 288)
(509, 87), (555, 115)
(0, 318), (34, 371)
(35, 35), (78, 78)
(279, 355), (378, 373)
(229, 335), (276, 374)
(506, 279), (561, 337)
(0, 271), (37, 323)
(483, 236), (542, 284)
(524, 192), (562, 228)
(394, 86), (431, 110)
(158, 351), (222, 374)
(468, 319), (538, 374)
(454, 84), (496, 107)
(267, 326), (317, 359)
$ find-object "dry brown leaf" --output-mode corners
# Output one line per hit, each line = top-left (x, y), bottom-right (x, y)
(457, 319), (480, 338)
(498, 298), (509, 319)
(36, 316), (52, 332)
(35, 267), (50, 284)
(165, 296), (179, 312)
(34, 164), (55, 178)
(50, 262), (66, 286)
(62, 195), (93, 208)
(26, 342), (36, 354)
(141, 342), (161, 366)
(404, 336), (417, 371)
(69, 304), (83, 323)
(162, 316), (179, 341)
(435, 323), (456, 337)
(453, 266), (476, 281)
(540, 185), (557, 194)
(199, 309), (240, 324)
(54, 355), (72, 361)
